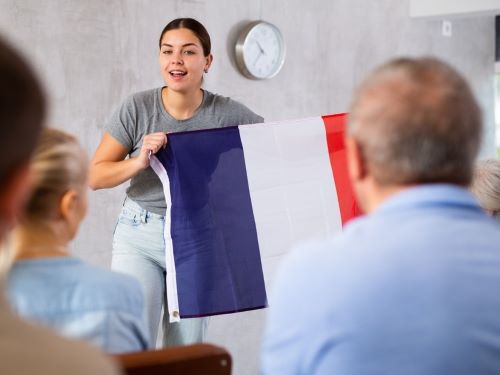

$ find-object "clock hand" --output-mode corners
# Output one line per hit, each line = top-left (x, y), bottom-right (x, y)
(256, 41), (266, 55)
(252, 50), (263, 67)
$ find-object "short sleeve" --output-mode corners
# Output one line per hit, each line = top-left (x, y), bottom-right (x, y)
(104, 95), (137, 151)
(208, 93), (263, 127)
(232, 100), (264, 125)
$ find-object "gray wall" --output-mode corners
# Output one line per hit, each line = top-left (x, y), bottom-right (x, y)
(0, 1), (495, 374)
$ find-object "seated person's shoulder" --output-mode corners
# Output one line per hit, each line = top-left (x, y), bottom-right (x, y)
(75, 262), (144, 312)
(274, 219), (373, 302)
(0, 314), (119, 375)
(282, 220), (366, 272)
(276, 236), (344, 290)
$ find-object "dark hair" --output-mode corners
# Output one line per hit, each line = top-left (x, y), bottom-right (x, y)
(0, 36), (45, 185)
(159, 18), (211, 56)
(348, 57), (481, 186)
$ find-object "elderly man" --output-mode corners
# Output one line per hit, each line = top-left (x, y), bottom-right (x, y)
(262, 57), (500, 374)
(0, 36), (119, 374)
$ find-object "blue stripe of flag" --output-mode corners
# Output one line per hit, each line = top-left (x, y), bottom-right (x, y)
(155, 127), (267, 318)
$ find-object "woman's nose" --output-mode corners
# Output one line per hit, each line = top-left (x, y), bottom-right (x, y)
(170, 51), (183, 64)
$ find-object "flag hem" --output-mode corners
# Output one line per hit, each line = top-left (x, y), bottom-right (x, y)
(150, 154), (181, 323)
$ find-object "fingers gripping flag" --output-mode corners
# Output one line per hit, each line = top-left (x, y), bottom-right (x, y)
(150, 114), (360, 322)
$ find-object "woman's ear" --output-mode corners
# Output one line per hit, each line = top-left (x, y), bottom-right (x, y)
(205, 54), (213, 72)
(59, 189), (86, 241)
(59, 190), (78, 222)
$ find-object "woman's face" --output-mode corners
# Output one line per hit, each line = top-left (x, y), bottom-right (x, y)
(159, 28), (212, 94)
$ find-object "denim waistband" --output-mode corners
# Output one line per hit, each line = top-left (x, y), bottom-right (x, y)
(122, 197), (165, 221)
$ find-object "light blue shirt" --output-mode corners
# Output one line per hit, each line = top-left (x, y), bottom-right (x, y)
(7, 256), (149, 353)
(262, 184), (500, 374)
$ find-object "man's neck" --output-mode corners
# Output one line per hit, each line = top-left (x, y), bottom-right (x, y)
(361, 179), (411, 214)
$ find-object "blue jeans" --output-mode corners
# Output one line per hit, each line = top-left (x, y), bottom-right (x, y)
(111, 198), (208, 348)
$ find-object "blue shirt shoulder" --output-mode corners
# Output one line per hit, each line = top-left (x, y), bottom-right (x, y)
(7, 256), (149, 353)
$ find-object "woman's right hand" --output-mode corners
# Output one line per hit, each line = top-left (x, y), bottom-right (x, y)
(89, 132), (168, 190)
(136, 132), (168, 170)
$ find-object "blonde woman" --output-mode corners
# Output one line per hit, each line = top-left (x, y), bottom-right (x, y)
(471, 159), (500, 218)
(6, 128), (149, 353)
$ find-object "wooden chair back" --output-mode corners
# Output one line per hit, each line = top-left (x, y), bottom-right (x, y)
(113, 343), (231, 375)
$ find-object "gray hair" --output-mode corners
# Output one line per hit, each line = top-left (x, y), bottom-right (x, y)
(348, 57), (481, 186)
(470, 159), (500, 218)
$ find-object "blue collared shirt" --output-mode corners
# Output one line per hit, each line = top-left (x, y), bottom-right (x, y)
(262, 184), (500, 374)
(7, 256), (149, 353)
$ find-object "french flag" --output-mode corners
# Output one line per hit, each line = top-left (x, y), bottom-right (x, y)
(150, 114), (360, 322)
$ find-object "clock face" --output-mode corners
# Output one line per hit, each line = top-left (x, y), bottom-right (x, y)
(235, 21), (286, 80)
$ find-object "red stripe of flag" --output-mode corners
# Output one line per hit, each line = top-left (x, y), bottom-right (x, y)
(322, 113), (362, 225)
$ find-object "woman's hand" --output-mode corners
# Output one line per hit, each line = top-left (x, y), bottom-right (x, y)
(89, 132), (168, 190)
(136, 132), (168, 170)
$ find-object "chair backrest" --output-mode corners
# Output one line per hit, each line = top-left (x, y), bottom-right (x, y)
(113, 343), (232, 375)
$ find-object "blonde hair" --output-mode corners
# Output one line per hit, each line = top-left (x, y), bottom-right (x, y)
(470, 159), (500, 218)
(24, 128), (87, 221)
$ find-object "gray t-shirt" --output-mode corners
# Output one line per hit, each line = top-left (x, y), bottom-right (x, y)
(105, 88), (263, 215)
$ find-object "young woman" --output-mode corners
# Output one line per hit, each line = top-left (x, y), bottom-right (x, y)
(7, 128), (149, 353)
(89, 18), (263, 347)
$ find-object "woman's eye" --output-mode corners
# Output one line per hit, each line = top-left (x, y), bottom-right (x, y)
(184, 50), (195, 55)
(162, 50), (173, 55)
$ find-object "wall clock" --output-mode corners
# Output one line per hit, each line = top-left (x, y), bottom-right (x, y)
(235, 21), (286, 80)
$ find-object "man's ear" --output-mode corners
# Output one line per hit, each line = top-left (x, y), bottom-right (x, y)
(345, 136), (367, 183)
(0, 163), (32, 236)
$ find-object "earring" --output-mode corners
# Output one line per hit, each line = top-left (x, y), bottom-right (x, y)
(204, 68), (208, 73)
